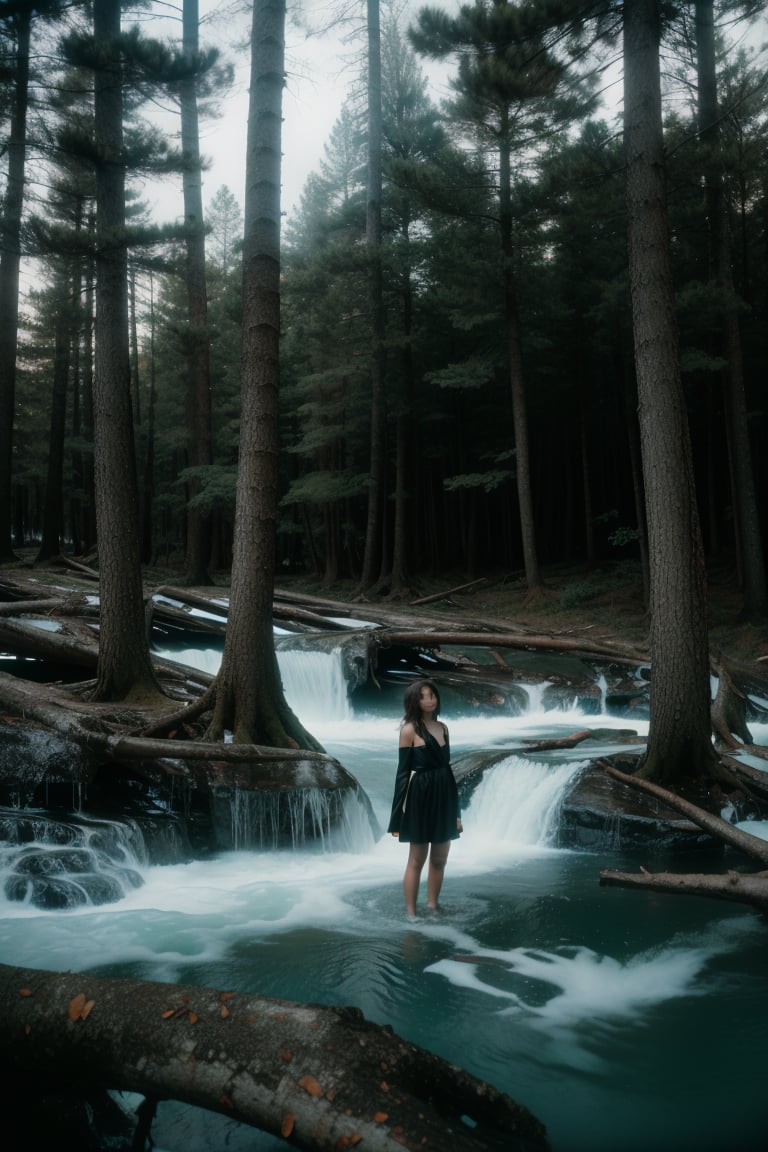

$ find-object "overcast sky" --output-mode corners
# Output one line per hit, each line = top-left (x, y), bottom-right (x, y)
(138, 0), (457, 228)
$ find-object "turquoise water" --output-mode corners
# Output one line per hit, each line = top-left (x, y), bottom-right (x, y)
(1, 645), (766, 1151)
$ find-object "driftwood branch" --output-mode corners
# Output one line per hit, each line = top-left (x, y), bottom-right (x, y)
(598, 867), (768, 912)
(409, 578), (488, 606)
(522, 729), (592, 752)
(0, 963), (549, 1152)
(53, 554), (100, 579)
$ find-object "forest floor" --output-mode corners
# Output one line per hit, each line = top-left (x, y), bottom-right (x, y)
(268, 557), (768, 668)
(4, 553), (768, 667)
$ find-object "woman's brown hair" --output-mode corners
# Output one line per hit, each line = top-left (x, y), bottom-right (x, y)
(402, 678), (441, 733)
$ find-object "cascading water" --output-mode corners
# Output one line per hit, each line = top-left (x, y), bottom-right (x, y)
(2, 642), (765, 1152)
(463, 755), (587, 847)
(276, 646), (353, 723)
(0, 811), (147, 909)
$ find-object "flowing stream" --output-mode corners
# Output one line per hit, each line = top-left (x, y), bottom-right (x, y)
(1, 643), (766, 1152)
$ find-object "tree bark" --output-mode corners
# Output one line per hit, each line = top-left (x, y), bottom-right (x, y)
(180, 0), (214, 586)
(0, 2), (32, 561)
(208, 0), (319, 751)
(358, 0), (386, 592)
(91, 0), (162, 702)
(623, 0), (716, 784)
(499, 126), (543, 597)
(36, 296), (70, 562)
(0, 963), (549, 1152)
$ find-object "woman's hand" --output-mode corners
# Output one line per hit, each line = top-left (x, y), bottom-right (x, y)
(456, 818), (463, 833)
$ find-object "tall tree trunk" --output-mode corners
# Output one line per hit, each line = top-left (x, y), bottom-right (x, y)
(358, 0), (386, 592)
(498, 128), (543, 597)
(579, 377), (594, 570)
(181, 0), (214, 586)
(36, 293), (70, 562)
(209, 0), (319, 751)
(129, 262), (141, 425)
(624, 0), (716, 784)
(389, 212), (413, 596)
(0, 4), (31, 561)
(81, 245), (97, 553)
(142, 271), (157, 564)
(694, 0), (767, 618)
(91, 0), (160, 702)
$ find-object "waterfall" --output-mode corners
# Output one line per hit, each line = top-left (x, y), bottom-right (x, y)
(223, 786), (376, 853)
(0, 811), (149, 910)
(276, 647), (353, 723)
(463, 755), (586, 847)
(523, 682), (552, 712)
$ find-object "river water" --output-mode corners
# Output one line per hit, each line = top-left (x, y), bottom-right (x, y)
(1, 642), (766, 1152)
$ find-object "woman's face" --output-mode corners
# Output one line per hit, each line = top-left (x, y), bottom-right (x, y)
(418, 685), (438, 715)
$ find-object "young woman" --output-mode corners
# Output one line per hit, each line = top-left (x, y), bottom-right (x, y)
(387, 679), (462, 919)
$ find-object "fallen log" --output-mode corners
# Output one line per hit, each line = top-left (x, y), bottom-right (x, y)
(0, 615), (100, 667)
(598, 867), (768, 913)
(53, 554), (99, 579)
(522, 729), (592, 752)
(0, 963), (549, 1152)
(409, 577), (488, 606)
(377, 630), (644, 665)
(153, 585), (229, 617)
(596, 760), (768, 867)
(711, 657), (752, 747)
(0, 596), (96, 618)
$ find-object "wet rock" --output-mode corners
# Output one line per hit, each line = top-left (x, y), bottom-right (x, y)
(556, 764), (720, 854)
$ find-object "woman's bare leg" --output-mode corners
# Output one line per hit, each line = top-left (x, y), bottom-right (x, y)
(404, 843), (428, 917)
(426, 842), (451, 909)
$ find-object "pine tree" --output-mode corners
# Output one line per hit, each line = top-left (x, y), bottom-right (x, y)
(409, 0), (595, 598)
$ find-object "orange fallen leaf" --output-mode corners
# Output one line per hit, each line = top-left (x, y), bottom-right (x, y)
(298, 1075), (322, 1098)
(325, 1087), (336, 1101)
(281, 1113), (295, 1138)
(188, 1012), (199, 1024)
(68, 993), (86, 1022)
(334, 1138), (350, 1151)
(220, 1006), (230, 1019)
(80, 999), (95, 1020)
(18, 989), (32, 998)
(161, 1009), (176, 1019)
(281, 1049), (293, 1063)
(373, 1112), (388, 1124)
(220, 991), (235, 1002)
(380, 1081), (389, 1092)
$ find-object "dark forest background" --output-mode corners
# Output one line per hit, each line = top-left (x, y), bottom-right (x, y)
(2, 0), (766, 604)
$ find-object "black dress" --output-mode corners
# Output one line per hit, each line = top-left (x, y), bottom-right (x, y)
(387, 725), (461, 844)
